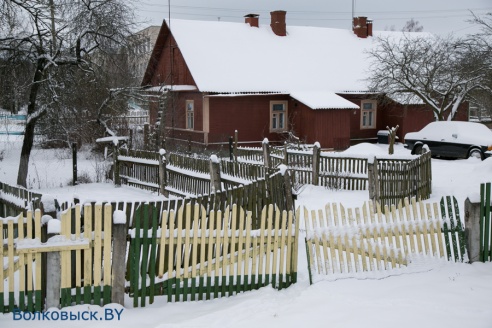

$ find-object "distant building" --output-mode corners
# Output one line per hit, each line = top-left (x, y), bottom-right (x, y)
(128, 26), (160, 84)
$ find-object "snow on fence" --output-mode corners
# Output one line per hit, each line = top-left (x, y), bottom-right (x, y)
(128, 203), (299, 307)
(0, 181), (42, 217)
(1, 204), (114, 313)
(303, 196), (466, 283)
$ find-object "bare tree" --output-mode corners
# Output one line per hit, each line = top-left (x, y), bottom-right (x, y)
(0, 0), (137, 187)
(366, 34), (489, 121)
(402, 18), (424, 32)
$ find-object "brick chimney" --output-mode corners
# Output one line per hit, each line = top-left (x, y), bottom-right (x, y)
(353, 16), (373, 38)
(244, 14), (259, 27)
(270, 10), (286, 36)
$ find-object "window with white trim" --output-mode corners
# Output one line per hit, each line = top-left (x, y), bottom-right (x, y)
(186, 100), (194, 130)
(360, 100), (377, 129)
(270, 101), (288, 132)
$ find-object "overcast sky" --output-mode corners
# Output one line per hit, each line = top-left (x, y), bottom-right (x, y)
(136, 0), (492, 35)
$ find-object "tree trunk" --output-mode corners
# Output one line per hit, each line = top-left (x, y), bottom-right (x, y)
(16, 58), (45, 187)
(16, 121), (36, 187)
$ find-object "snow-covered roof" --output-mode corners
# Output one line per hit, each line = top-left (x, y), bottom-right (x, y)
(161, 19), (422, 109)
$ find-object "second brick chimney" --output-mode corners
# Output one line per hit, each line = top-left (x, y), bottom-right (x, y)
(270, 10), (286, 36)
(244, 14), (259, 27)
(353, 16), (373, 38)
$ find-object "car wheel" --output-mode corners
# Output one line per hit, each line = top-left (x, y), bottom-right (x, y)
(468, 148), (483, 160)
(413, 144), (423, 155)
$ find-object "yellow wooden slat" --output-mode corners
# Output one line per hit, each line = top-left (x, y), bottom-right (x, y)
(176, 206), (184, 282)
(244, 212), (252, 286)
(433, 203), (445, 258)
(206, 210), (215, 287)
(75, 205), (82, 290)
(167, 210), (176, 283)
(318, 209), (330, 274)
(18, 214), (25, 304)
(333, 203), (345, 273)
(271, 208), (280, 282)
(265, 205), (273, 281)
(310, 209), (323, 274)
(183, 204), (192, 282)
(34, 210), (42, 292)
(191, 205), (200, 281)
(103, 204), (112, 287)
(426, 203), (438, 257)
(404, 198), (416, 253)
(158, 211), (169, 278)
(83, 205), (92, 289)
(94, 204), (102, 288)
(8, 220), (14, 296)
(285, 210), (293, 279)
(258, 206), (266, 285)
(278, 211), (287, 286)
(411, 198), (424, 254)
(214, 209), (222, 287)
(348, 209), (359, 273)
(236, 208), (245, 287)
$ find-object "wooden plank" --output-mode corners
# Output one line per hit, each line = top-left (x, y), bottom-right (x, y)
(83, 205), (93, 305)
(167, 210), (176, 302)
(158, 211), (169, 278)
(264, 205), (273, 285)
(236, 208), (245, 294)
(271, 208), (280, 288)
(206, 210), (215, 300)
(74, 205), (82, 304)
(244, 211), (252, 291)
(278, 211), (287, 289)
(34, 210), (42, 312)
(221, 207), (230, 296)
(257, 206), (266, 288)
(26, 210), (33, 311)
(191, 204), (200, 300)
(93, 204), (103, 306)
(0, 209), (4, 311)
(213, 208), (222, 299)
(183, 203), (192, 301)
(8, 219), (14, 311)
(103, 204), (112, 305)
(198, 206), (207, 300)
(18, 214), (25, 310)
(285, 210), (293, 285)
(175, 205), (184, 302)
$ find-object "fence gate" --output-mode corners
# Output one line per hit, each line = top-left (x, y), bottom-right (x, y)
(1, 204), (114, 313)
(128, 203), (299, 307)
(303, 196), (466, 282)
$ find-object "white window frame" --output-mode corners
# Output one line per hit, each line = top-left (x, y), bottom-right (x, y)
(360, 100), (377, 129)
(186, 100), (194, 130)
(270, 101), (288, 132)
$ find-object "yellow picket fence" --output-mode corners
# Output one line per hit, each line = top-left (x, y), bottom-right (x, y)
(303, 197), (466, 281)
(1, 204), (114, 313)
(129, 203), (300, 306)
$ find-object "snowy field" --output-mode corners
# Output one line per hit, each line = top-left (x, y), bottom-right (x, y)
(1, 136), (492, 327)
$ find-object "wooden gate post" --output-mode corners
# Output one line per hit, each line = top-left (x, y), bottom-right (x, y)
(111, 211), (127, 306)
(234, 130), (238, 161)
(210, 155), (222, 193)
(46, 218), (60, 309)
(464, 197), (482, 263)
(262, 138), (271, 169)
(312, 142), (320, 186)
(158, 149), (169, 197)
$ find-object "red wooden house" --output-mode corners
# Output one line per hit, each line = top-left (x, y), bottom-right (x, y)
(142, 11), (468, 150)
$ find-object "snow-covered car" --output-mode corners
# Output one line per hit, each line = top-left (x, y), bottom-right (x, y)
(404, 121), (492, 160)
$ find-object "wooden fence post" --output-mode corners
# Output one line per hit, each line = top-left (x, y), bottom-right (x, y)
(234, 130), (238, 161)
(312, 142), (320, 186)
(283, 167), (294, 210)
(229, 136), (234, 161)
(111, 211), (127, 306)
(262, 138), (271, 169)
(210, 155), (222, 193)
(143, 123), (149, 149)
(464, 197), (482, 263)
(159, 149), (169, 197)
(368, 156), (380, 207)
(46, 218), (60, 309)
(283, 142), (288, 165)
(113, 142), (121, 187)
(72, 142), (77, 186)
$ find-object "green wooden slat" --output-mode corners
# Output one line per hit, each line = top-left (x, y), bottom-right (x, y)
(132, 206), (142, 308)
(440, 197), (452, 261)
(103, 285), (111, 305)
(446, 196), (460, 262)
(35, 290), (42, 312)
(140, 204), (150, 307)
(148, 206), (158, 304)
(452, 196), (466, 262)
(19, 291), (25, 311)
(9, 291), (14, 312)
(76, 286), (81, 305)
(190, 277), (196, 301)
(199, 276), (205, 301)
(228, 274), (234, 297)
(214, 276), (219, 299)
(27, 290), (33, 312)
(206, 276), (212, 300)
(480, 183), (485, 262)
(483, 183), (491, 262)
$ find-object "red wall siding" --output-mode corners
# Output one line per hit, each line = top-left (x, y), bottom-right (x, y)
(150, 32), (196, 87)
(207, 95), (293, 144)
(292, 102), (351, 150)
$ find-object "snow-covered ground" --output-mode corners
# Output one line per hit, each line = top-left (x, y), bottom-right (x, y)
(1, 137), (492, 327)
